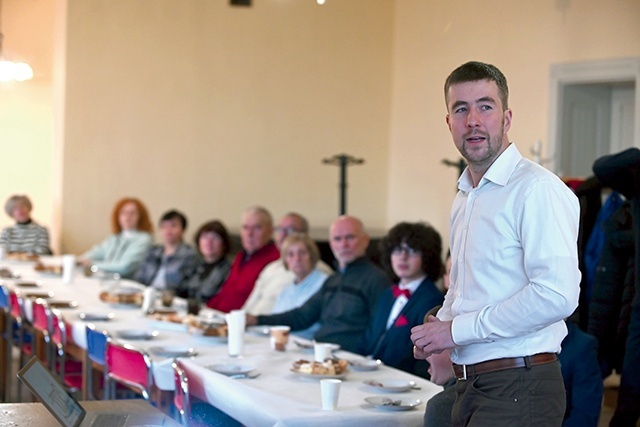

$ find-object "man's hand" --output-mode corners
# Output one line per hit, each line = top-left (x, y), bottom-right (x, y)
(410, 316), (455, 359)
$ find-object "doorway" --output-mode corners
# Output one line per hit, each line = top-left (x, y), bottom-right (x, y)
(548, 58), (640, 178)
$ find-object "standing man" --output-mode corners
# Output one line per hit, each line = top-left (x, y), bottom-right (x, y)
(242, 212), (332, 315)
(206, 206), (280, 313)
(411, 61), (581, 426)
(247, 215), (389, 352)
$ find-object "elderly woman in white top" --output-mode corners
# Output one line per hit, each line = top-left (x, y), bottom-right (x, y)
(271, 233), (329, 339)
(0, 194), (52, 255)
(79, 197), (153, 278)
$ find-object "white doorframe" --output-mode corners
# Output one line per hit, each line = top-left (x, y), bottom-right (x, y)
(548, 57), (640, 175)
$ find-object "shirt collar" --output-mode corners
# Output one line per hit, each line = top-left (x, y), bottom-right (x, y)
(458, 143), (522, 192)
(399, 275), (426, 293)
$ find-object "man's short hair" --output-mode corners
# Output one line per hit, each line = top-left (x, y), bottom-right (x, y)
(281, 212), (309, 234)
(243, 206), (273, 228)
(159, 209), (188, 230)
(444, 61), (509, 110)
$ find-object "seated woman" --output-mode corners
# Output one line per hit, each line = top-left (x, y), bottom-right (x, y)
(0, 194), (52, 255)
(270, 233), (329, 339)
(135, 210), (197, 291)
(79, 197), (153, 278)
(176, 220), (232, 302)
(357, 222), (444, 376)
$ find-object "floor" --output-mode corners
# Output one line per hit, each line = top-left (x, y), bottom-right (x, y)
(601, 383), (616, 426)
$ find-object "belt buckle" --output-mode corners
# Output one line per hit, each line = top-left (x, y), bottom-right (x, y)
(456, 364), (468, 381)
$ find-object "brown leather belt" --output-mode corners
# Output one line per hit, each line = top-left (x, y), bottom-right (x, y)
(452, 353), (557, 380)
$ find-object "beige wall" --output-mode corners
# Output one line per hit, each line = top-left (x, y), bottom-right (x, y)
(61, 0), (394, 253)
(388, 0), (640, 250)
(0, 0), (56, 243)
(2, 0), (639, 256)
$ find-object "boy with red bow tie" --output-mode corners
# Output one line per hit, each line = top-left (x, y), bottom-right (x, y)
(357, 222), (445, 376)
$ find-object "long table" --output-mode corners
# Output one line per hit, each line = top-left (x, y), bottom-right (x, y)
(1, 257), (442, 426)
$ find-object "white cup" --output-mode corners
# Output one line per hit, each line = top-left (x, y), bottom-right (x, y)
(314, 342), (333, 362)
(269, 325), (290, 351)
(320, 379), (341, 411)
(225, 310), (246, 357)
(141, 287), (157, 313)
(62, 254), (76, 284)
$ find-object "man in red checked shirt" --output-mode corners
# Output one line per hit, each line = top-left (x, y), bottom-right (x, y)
(356, 222), (444, 376)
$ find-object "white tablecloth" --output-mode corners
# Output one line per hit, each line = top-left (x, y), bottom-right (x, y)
(1, 257), (443, 426)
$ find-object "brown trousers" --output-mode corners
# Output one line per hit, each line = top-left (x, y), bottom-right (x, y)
(451, 360), (565, 427)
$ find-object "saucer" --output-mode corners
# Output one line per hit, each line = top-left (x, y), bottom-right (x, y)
(364, 396), (422, 411)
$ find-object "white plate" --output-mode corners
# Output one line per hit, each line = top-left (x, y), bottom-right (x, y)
(107, 302), (141, 309)
(293, 339), (340, 352)
(14, 281), (39, 287)
(208, 364), (256, 376)
(349, 359), (382, 371)
(246, 325), (271, 336)
(116, 330), (159, 340)
(362, 379), (415, 393)
(78, 312), (115, 321)
(47, 300), (79, 309)
(197, 313), (226, 324)
(113, 286), (141, 295)
(290, 369), (347, 380)
(364, 396), (423, 411)
(188, 329), (228, 342)
(23, 290), (54, 299)
(149, 346), (196, 358)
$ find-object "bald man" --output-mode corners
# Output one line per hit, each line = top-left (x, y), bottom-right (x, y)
(247, 215), (389, 352)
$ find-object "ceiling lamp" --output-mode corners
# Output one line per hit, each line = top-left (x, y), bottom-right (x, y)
(0, 1), (33, 82)
(0, 57), (34, 82)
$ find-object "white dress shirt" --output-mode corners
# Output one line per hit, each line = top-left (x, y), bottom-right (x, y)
(439, 144), (581, 365)
(385, 276), (425, 330)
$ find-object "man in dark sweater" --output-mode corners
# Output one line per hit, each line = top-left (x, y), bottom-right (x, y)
(246, 215), (389, 352)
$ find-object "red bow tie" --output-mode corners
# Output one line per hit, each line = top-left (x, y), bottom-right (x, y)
(392, 285), (411, 299)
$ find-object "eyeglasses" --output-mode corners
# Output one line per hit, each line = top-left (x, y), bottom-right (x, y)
(275, 226), (302, 235)
(391, 245), (421, 256)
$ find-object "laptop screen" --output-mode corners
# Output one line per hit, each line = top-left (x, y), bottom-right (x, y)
(17, 357), (85, 427)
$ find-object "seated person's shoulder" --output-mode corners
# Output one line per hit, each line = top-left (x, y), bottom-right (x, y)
(180, 243), (198, 256)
